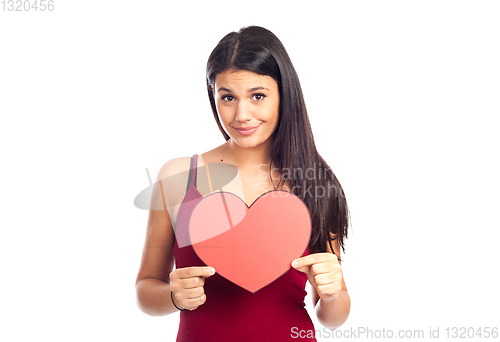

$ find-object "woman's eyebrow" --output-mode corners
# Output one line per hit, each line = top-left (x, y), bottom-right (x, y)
(248, 86), (269, 92)
(218, 86), (270, 93)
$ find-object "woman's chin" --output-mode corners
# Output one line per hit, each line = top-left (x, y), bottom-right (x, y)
(231, 137), (266, 149)
(233, 140), (257, 149)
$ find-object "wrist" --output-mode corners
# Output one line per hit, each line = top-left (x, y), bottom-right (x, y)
(171, 291), (186, 311)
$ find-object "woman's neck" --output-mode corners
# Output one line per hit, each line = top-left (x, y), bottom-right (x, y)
(223, 139), (273, 173)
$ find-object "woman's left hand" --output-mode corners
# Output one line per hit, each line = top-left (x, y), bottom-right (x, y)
(291, 253), (343, 302)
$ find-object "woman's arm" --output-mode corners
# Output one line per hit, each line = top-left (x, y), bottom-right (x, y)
(292, 238), (350, 329)
(135, 174), (180, 316)
(310, 238), (350, 329)
(312, 287), (350, 330)
(136, 158), (193, 316)
(135, 158), (215, 315)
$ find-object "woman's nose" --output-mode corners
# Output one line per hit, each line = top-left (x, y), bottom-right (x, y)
(235, 100), (251, 122)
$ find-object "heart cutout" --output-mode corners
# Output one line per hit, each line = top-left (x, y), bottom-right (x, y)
(188, 190), (311, 293)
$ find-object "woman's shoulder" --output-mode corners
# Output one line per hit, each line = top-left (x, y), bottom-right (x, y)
(153, 156), (197, 210)
(155, 156), (193, 182)
(155, 144), (226, 182)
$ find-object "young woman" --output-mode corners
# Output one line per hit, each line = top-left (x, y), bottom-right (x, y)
(135, 26), (350, 341)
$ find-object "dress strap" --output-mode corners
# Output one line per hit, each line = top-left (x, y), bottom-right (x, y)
(193, 154), (198, 187)
(205, 161), (213, 193)
(185, 154), (198, 193)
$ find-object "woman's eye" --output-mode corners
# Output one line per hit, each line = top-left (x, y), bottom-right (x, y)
(221, 94), (234, 102)
(253, 93), (266, 101)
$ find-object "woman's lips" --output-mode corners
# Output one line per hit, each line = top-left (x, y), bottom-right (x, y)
(232, 125), (260, 136)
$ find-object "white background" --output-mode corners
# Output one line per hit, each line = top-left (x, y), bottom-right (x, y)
(1, 1), (499, 341)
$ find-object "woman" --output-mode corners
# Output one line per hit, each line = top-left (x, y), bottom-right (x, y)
(135, 26), (350, 341)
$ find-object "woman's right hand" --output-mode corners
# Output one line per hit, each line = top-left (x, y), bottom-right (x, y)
(169, 266), (216, 311)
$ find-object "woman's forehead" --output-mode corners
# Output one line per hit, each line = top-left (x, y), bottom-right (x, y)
(215, 69), (277, 90)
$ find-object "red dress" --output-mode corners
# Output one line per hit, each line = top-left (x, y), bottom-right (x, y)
(172, 154), (317, 341)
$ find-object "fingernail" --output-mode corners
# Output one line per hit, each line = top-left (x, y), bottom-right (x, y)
(209, 267), (215, 274)
(291, 260), (299, 268)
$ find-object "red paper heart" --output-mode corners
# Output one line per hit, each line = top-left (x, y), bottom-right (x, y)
(188, 190), (311, 293)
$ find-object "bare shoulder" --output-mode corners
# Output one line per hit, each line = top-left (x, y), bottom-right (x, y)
(156, 145), (225, 179)
(153, 144), (227, 205)
(153, 156), (194, 211)
(156, 156), (192, 182)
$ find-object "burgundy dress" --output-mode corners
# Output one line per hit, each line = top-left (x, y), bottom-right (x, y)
(172, 154), (317, 341)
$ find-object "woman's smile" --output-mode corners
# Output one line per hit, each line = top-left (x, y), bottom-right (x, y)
(231, 124), (262, 136)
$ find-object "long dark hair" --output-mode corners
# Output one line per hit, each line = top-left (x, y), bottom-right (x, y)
(206, 26), (349, 256)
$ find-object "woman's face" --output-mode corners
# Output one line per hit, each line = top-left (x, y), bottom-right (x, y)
(213, 69), (280, 149)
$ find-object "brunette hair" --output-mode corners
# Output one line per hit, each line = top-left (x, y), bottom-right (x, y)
(206, 26), (349, 256)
